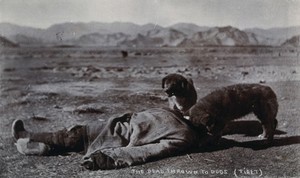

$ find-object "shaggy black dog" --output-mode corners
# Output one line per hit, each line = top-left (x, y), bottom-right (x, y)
(188, 83), (278, 143)
(162, 74), (197, 115)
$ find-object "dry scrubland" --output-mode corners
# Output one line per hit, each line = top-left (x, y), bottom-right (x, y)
(0, 46), (299, 177)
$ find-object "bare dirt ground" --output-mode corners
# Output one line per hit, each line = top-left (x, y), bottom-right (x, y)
(0, 46), (299, 178)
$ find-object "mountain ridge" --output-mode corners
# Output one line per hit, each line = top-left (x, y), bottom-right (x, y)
(1, 22), (299, 47)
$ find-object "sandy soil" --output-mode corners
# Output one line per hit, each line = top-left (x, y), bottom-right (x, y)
(0, 46), (299, 178)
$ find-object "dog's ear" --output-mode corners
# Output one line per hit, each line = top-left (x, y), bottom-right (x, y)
(199, 113), (211, 124)
(187, 78), (194, 85)
(181, 79), (188, 90)
(186, 78), (195, 91)
(162, 77), (167, 89)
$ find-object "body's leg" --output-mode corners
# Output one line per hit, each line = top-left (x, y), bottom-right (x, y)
(30, 125), (87, 153)
(12, 120), (88, 155)
(82, 138), (192, 170)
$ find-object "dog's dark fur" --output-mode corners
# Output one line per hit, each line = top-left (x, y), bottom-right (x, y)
(162, 74), (197, 115)
(189, 83), (278, 142)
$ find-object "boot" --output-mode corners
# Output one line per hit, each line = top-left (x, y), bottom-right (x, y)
(12, 120), (50, 155)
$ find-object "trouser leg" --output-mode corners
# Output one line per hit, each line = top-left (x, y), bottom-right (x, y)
(29, 125), (88, 153)
(82, 138), (192, 170)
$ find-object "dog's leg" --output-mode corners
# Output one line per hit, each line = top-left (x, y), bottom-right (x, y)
(254, 99), (278, 142)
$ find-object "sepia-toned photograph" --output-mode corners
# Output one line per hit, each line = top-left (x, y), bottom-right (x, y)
(0, 0), (299, 177)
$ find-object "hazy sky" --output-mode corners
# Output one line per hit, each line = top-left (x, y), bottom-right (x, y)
(0, 0), (300, 29)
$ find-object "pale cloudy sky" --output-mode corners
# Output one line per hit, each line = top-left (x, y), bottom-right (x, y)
(0, 0), (299, 29)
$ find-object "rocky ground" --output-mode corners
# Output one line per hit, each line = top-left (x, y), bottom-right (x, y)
(0, 46), (299, 177)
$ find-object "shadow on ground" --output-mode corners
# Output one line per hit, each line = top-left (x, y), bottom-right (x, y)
(193, 120), (300, 152)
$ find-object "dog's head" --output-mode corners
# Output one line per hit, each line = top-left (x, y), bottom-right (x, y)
(189, 105), (216, 134)
(162, 74), (191, 97)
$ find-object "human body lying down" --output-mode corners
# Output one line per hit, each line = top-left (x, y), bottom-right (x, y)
(12, 108), (201, 170)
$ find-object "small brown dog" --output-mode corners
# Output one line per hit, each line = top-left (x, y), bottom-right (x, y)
(162, 73), (197, 115)
(188, 83), (278, 143)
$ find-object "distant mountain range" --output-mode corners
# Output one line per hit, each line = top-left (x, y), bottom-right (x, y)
(178, 26), (280, 47)
(0, 22), (299, 47)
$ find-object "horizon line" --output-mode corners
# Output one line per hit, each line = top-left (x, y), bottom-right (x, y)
(1, 21), (300, 31)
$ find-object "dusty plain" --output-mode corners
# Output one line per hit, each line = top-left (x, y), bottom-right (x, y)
(0, 46), (299, 177)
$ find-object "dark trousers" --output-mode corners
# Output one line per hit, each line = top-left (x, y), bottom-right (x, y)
(29, 121), (106, 154)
